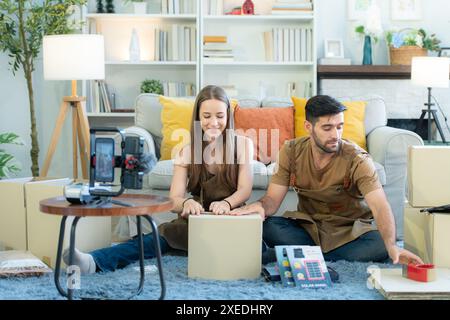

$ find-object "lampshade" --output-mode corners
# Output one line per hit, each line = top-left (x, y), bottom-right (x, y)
(411, 57), (450, 88)
(43, 34), (105, 80)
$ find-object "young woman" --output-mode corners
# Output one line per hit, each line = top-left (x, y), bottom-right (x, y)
(64, 85), (254, 273)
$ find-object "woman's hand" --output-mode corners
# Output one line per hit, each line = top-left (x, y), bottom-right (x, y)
(210, 200), (231, 215)
(181, 199), (204, 218)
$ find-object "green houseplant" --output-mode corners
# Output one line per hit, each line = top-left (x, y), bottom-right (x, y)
(141, 79), (164, 95)
(385, 28), (441, 65)
(0, 132), (24, 179)
(0, 0), (86, 176)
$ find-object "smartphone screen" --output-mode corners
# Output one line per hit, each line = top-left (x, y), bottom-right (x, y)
(95, 137), (115, 182)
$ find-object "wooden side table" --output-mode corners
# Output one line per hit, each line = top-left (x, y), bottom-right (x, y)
(40, 194), (173, 300)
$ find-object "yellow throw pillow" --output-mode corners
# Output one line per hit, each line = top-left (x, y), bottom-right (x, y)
(159, 96), (239, 160)
(159, 96), (194, 160)
(292, 96), (367, 150)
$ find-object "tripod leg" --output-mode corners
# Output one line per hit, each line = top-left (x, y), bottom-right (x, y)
(72, 106), (78, 179)
(41, 101), (70, 177)
(76, 101), (90, 179)
(431, 110), (447, 143)
(416, 110), (427, 139)
(75, 106), (88, 179)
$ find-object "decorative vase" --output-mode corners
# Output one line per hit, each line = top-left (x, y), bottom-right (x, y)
(362, 35), (373, 65)
(129, 28), (141, 61)
(105, 0), (115, 13)
(242, 0), (255, 15)
(133, 2), (147, 14)
(96, 0), (104, 13)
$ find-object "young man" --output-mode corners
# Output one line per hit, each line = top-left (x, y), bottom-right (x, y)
(231, 95), (423, 265)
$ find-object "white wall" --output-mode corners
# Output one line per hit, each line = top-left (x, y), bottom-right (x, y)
(0, 54), (72, 178)
(315, 0), (450, 64)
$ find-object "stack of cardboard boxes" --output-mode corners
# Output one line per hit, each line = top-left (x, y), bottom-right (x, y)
(0, 178), (111, 268)
(404, 146), (450, 267)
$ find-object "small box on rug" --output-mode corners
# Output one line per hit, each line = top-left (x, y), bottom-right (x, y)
(25, 179), (112, 269)
(368, 267), (450, 300)
(408, 146), (450, 207)
(188, 214), (262, 280)
(403, 201), (450, 268)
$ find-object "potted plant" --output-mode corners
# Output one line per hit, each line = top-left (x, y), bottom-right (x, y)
(0, 132), (24, 179)
(0, 0), (86, 177)
(140, 79), (164, 95)
(123, 0), (147, 15)
(385, 28), (441, 65)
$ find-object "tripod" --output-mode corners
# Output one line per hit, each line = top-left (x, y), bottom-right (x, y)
(41, 90), (90, 179)
(416, 87), (447, 143)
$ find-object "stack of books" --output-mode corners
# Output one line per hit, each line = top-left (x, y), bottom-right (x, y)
(263, 28), (313, 62)
(203, 36), (234, 62)
(161, 0), (196, 14)
(271, 0), (313, 15)
(162, 81), (196, 97)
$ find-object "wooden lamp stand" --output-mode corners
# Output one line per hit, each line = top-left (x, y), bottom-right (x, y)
(41, 80), (90, 179)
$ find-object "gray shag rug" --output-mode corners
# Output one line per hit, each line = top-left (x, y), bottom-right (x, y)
(0, 256), (390, 300)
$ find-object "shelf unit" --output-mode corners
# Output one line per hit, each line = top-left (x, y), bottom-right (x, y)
(82, 0), (317, 124)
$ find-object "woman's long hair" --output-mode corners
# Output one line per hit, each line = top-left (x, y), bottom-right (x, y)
(187, 85), (238, 193)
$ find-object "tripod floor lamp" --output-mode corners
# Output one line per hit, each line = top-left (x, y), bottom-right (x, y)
(411, 56), (450, 143)
(41, 34), (105, 179)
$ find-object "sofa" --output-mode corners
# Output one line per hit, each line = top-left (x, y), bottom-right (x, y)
(119, 93), (424, 241)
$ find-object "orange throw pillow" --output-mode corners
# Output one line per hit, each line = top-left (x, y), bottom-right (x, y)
(234, 106), (294, 164)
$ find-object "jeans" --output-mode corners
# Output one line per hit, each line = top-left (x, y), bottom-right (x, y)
(91, 234), (170, 272)
(263, 216), (389, 262)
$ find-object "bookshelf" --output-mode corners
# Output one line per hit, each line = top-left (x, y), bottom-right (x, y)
(82, 0), (317, 125)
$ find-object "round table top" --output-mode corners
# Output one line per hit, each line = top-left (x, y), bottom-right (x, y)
(40, 194), (173, 217)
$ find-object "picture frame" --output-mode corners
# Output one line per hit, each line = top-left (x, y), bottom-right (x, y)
(391, 0), (422, 21)
(438, 47), (450, 58)
(347, 0), (373, 21)
(324, 39), (344, 58)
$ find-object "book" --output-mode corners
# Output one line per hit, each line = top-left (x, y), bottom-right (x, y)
(276, 245), (332, 289)
(203, 35), (227, 43)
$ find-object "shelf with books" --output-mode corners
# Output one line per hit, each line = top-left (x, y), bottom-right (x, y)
(203, 61), (315, 66)
(105, 61), (196, 66)
(202, 14), (314, 21)
(86, 13), (197, 21)
(200, 0), (317, 98)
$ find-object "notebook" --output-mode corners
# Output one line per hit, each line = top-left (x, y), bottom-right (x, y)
(188, 213), (262, 280)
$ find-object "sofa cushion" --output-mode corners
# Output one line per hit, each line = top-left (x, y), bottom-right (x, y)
(235, 95), (261, 108)
(234, 105), (295, 164)
(261, 97), (293, 108)
(292, 96), (367, 150)
(266, 160), (386, 186)
(336, 94), (387, 136)
(148, 160), (270, 190)
(159, 96), (194, 160)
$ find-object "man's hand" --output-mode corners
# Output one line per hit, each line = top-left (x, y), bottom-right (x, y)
(229, 202), (265, 220)
(387, 245), (424, 265)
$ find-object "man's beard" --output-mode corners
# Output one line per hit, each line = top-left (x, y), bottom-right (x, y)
(311, 131), (340, 154)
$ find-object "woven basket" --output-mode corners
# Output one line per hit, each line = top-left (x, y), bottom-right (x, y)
(389, 46), (427, 65)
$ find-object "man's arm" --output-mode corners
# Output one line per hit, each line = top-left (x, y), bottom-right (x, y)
(229, 183), (289, 219)
(365, 188), (423, 265)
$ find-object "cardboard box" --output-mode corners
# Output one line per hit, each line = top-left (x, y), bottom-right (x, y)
(403, 201), (450, 267)
(0, 178), (32, 250)
(408, 146), (450, 207)
(188, 214), (262, 280)
(25, 179), (112, 268)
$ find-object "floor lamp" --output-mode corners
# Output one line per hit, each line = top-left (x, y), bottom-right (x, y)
(411, 57), (450, 143)
(41, 34), (105, 179)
